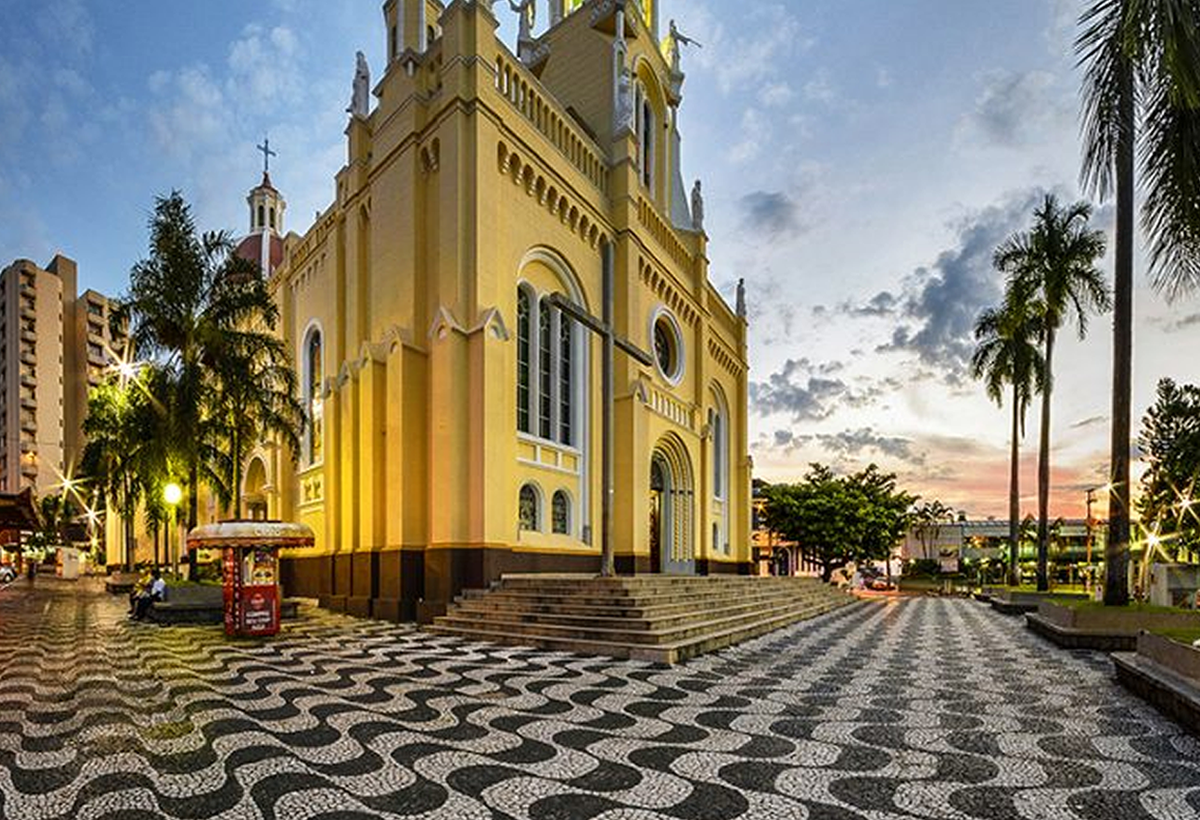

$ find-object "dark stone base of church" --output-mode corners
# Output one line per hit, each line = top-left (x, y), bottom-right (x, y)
(283, 549), (754, 624)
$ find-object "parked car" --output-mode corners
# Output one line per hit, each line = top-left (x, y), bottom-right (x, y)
(0, 564), (15, 583)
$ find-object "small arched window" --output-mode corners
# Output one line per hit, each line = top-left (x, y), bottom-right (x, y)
(711, 386), (729, 501)
(552, 491), (570, 534)
(519, 483), (540, 532)
(269, 207), (276, 230)
(257, 204), (265, 230)
(304, 328), (324, 466)
(641, 98), (654, 189)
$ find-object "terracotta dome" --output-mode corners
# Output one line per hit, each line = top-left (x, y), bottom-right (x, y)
(234, 232), (285, 274)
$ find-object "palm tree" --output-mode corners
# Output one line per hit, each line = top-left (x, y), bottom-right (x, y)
(1077, 0), (1200, 606)
(971, 286), (1046, 587)
(996, 194), (1109, 592)
(116, 192), (298, 531)
(210, 339), (303, 519)
(81, 369), (167, 570)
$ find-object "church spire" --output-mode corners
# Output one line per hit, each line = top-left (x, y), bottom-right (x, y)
(248, 137), (286, 238)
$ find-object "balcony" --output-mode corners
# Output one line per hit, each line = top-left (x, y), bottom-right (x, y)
(20, 350), (35, 367)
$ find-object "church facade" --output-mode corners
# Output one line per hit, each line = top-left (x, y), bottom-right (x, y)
(245, 0), (751, 621)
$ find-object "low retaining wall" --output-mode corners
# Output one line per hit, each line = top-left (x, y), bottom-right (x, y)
(1027, 601), (1200, 651)
(1113, 632), (1200, 734)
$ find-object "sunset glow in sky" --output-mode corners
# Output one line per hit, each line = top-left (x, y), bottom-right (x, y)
(2, 1), (1198, 520)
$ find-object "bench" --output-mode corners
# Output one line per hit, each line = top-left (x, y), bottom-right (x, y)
(146, 585), (301, 625)
(105, 573), (140, 595)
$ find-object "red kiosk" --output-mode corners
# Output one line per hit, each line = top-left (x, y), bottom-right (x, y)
(187, 521), (314, 637)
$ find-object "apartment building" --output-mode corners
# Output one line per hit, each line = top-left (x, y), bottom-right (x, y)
(0, 255), (120, 496)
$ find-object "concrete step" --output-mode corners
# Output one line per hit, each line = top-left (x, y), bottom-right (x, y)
(454, 587), (834, 617)
(430, 599), (854, 664)
(433, 598), (845, 647)
(448, 592), (825, 629)
(427, 575), (854, 663)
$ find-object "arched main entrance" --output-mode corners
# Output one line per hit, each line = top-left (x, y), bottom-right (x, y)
(648, 436), (695, 574)
(243, 457), (269, 521)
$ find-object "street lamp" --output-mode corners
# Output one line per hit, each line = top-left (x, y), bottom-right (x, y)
(164, 483), (182, 576)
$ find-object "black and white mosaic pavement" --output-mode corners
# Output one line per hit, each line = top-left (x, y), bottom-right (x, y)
(1, 581), (1198, 820)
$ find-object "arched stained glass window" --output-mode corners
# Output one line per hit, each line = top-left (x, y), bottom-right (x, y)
(305, 328), (323, 465)
(519, 484), (539, 532)
(552, 491), (570, 534)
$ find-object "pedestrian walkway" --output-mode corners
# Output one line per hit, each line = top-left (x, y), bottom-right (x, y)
(0, 582), (1196, 819)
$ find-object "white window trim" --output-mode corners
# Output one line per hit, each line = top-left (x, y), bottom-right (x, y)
(649, 305), (685, 387)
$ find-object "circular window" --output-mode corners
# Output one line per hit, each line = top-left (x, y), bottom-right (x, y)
(652, 311), (683, 384)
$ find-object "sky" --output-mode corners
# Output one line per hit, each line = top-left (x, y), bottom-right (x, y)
(2, 0), (1198, 521)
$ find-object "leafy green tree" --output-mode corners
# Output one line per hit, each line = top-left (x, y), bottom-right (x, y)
(761, 464), (915, 582)
(971, 285), (1046, 586)
(1137, 378), (1200, 557)
(996, 194), (1109, 591)
(1077, 0), (1200, 605)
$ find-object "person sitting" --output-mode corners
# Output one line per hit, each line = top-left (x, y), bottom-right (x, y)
(127, 569), (152, 615)
(132, 570), (167, 620)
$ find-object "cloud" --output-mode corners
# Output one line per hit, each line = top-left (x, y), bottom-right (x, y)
(758, 82), (794, 108)
(957, 69), (1071, 148)
(814, 428), (924, 466)
(739, 191), (803, 238)
(838, 290), (898, 318)
(750, 359), (848, 421)
(728, 108), (767, 164)
(1164, 313), (1200, 332)
(688, 5), (813, 95)
(749, 358), (887, 421)
(803, 69), (836, 103)
(875, 188), (1049, 382)
(1070, 415), (1107, 430)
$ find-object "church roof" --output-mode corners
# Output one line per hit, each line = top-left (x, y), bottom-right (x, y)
(234, 232), (284, 274)
(253, 171), (278, 193)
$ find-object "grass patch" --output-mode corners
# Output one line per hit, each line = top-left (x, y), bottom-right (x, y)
(1055, 599), (1196, 614)
(1152, 627), (1200, 646)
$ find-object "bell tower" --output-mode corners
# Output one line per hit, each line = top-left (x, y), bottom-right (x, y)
(247, 138), (286, 238)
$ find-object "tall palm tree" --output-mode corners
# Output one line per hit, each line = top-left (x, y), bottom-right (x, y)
(996, 195), (1109, 591)
(211, 338), (303, 519)
(1077, 0), (1200, 605)
(116, 192), (297, 531)
(971, 285), (1047, 587)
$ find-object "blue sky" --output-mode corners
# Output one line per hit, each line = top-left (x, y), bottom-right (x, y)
(3, 1), (1198, 518)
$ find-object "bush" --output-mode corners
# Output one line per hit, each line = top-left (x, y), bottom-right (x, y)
(904, 559), (941, 577)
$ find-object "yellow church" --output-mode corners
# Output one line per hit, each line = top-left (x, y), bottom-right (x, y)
(241, 0), (750, 622)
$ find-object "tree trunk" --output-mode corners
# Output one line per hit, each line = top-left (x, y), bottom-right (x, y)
(1105, 61), (1135, 606)
(1037, 327), (1055, 592)
(1009, 382), (1021, 587)
(186, 458), (199, 581)
(232, 422), (242, 520)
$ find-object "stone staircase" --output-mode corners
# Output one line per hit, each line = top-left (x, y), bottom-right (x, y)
(427, 574), (855, 663)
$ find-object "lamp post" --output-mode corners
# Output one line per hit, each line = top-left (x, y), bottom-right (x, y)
(164, 483), (182, 577)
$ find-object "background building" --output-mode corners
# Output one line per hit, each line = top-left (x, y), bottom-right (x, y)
(0, 255), (120, 496)
(246, 0), (751, 621)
